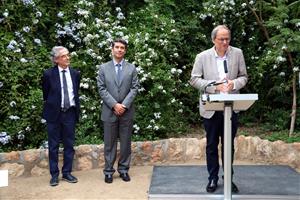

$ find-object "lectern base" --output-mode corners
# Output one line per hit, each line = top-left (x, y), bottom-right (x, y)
(148, 165), (300, 200)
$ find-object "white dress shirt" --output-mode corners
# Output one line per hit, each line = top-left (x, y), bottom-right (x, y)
(58, 66), (75, 108)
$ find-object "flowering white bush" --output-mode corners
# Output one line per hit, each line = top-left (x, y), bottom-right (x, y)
(0, 0), (299, 151)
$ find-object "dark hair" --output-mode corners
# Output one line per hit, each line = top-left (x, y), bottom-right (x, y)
(111, 38), (128, 49)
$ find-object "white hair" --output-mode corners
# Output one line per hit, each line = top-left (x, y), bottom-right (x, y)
(50, 46), (69, 64)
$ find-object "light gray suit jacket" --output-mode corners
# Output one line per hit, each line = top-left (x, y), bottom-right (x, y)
(190, 46), (248, 119)
(97, 60), (139, 122)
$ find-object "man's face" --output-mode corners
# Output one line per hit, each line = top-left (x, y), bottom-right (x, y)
(213, 28), (230, 53)
(111, 42), (126, 60)
(55, 49), (70, 68)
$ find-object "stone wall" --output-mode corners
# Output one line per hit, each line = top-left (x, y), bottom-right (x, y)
(0, 135), (299, 177)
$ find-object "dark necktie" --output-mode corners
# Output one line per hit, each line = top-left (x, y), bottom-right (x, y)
(62, 70), (70, 109)
(116, 64), (122, 84)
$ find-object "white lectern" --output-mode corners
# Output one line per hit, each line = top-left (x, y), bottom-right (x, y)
(202, 94), (258, 200)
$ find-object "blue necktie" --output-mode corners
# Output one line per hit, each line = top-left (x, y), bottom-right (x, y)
(62, 70), (70, 110)
(116, 64), (122, 84)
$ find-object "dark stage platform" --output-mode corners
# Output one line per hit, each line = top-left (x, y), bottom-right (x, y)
(148, 165), (300, 200)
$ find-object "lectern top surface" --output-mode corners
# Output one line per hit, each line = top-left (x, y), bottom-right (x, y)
(202, 93), (258, 102)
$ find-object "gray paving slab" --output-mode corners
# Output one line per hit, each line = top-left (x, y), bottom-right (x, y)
(149, 165), (300, 199)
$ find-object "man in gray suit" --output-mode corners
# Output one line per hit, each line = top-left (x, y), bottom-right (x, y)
(190, 25), (248, 193)
(97, 38), (139, 183)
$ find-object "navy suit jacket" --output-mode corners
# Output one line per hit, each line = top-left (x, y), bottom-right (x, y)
(42, 66), (80, 123)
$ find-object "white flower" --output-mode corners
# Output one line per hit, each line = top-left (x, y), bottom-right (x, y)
(82, 114), (87, 119)
(70, 51), (77, 57)
(39, 141), (48, 149)
(22, 0), (35, 6)
(7, 40), (17, 50)
(0, 132), (11, 145)
(146, 125), (152, 129)
(0, 82), (3, 88)
(177, 69), (182, 74)
(178, 109), (183, 113)
(31, 105), (36, 109)
(281, 45), (287, 50)
(34, 38), (41, 45)
(41, 119), (46, 123)
(276, 56), (286, 63)
(171, 68), (177, 74)
(77, 9), (90, 18)
(293, 67), (299, 72)
(35, 11), (42, 18)
(241, 3), (247, 8)
(138, 87), (145, 92)
(153, 125), (159, 130)
(10, 101), (16, 107)
(25, 126), (31, 131)
(20, 58), (28, 63)
(154, 112), (161, 119)
(116, 7), (121, 12)
(199, 14), (207, 20)
(32, 19), (39, 24)
(57, 12), (64, 18)
(158, 85), (163, 90)
(18, 131), (25, 140)
(9, 115), (20, 120)
(23, 26), (30, 33)
(3, 10), (9, 17)
(279, 72), (285, 76)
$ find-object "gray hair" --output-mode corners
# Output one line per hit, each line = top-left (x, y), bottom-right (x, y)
(50, 46), (69, 64)
(211, 25), (231, 41)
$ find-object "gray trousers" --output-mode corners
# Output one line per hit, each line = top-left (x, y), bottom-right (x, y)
(103, 118), (133, 175)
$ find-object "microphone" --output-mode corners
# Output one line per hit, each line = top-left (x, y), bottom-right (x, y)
(224, 60), (228, 74)
(204, 80), (228, 93)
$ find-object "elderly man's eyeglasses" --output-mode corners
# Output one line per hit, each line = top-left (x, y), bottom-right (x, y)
(216, 38), (230, 42)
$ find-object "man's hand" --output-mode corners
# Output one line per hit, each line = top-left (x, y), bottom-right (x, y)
(216, 79), (234, 92)
(113, 103), (126, 116)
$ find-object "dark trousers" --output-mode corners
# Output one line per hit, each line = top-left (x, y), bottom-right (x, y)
(203, 111), (238, 181)
(47, 108), (76, 178)
(103, 118), (133, 175)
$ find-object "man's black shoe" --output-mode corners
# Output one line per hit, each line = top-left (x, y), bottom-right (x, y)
(232, 181), (239, 193)
(50, 177), (59, 187)
(206, 179), (218, 193)
(221, 176), (239, 193)
(62, 174), (78, 183)
(105, 174), (113, 183)
(120, 173), (131, 182)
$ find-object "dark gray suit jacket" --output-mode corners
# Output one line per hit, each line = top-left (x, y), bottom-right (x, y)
(97, 60), (139, 122)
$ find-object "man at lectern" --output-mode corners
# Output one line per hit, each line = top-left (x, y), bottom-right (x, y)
(189, 25), (248, 193)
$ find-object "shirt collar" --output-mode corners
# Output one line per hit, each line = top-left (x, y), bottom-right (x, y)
(58, 66), (70, 72)
(113, 59), (124, 66)
(213, 46), (230, 59)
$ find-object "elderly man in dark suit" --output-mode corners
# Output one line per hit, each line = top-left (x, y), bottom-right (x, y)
(42, 46), (80, 186)
(97, 38), (139, 183)
(190, 25), (248, 193)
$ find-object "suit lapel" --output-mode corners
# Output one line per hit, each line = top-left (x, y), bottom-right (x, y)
(226, 46), (232, 78)
(119, 61), (128, 86)
(209, 48), (220, 80)
(52, 66), (61, 90)
(109, 60), (119, 86)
